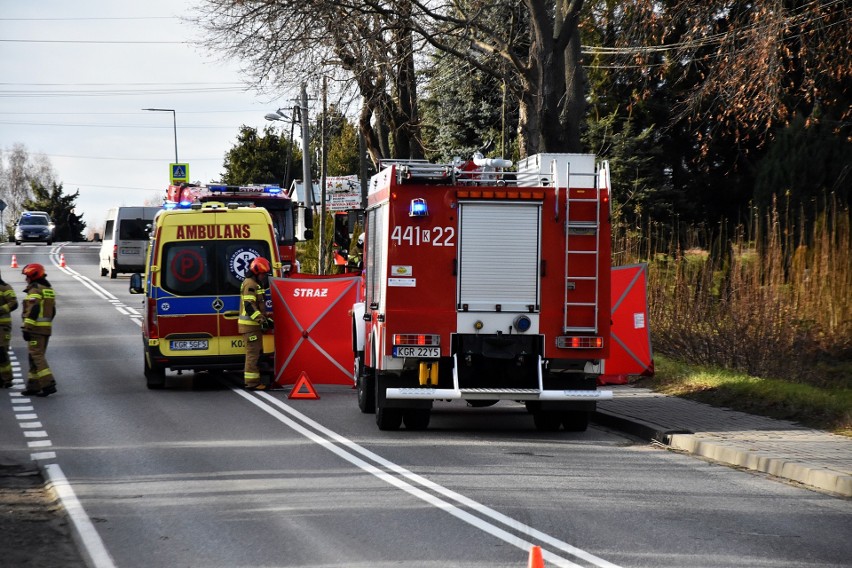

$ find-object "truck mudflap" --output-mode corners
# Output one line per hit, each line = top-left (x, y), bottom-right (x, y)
(384, 354), (613, 401)
(385, 387), (613, 401)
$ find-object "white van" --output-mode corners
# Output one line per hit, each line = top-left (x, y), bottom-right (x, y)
(99, 206), (160, 278)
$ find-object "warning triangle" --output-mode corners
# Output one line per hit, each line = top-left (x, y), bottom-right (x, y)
(288, 372), (320, 399)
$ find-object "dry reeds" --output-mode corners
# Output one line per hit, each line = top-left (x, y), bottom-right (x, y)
(615, 194), (851, 387)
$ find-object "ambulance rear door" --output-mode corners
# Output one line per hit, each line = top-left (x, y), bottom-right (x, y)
(153, 211), (274, 362)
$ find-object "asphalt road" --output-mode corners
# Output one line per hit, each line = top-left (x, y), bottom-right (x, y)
(1, 242), (850, 568)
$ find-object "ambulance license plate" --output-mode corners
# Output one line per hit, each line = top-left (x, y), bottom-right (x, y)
(170, 340), (209, 351)
(393, 346), (439, 358)
(120, 247), (138, 255)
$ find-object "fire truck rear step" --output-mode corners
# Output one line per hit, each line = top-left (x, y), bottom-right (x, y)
(385, 388), (613, 401)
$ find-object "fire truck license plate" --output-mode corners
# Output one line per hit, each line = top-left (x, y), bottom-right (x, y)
(393, 346), (439, 358)
(170, 340), (209, 351)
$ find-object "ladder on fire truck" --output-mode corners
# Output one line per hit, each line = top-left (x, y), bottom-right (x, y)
(561, 162), (608, 334)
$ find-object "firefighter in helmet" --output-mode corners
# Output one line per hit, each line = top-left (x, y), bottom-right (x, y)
(347, 233), (364, 272)
(20, 263), (57, 397)
(0, 269), (18, 388)
(239, 256), (273, 390)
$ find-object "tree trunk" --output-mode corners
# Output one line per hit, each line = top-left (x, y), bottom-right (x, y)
(516, 0), (585, 156)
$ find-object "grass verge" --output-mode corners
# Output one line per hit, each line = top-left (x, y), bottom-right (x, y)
(634, 354), (852, 437)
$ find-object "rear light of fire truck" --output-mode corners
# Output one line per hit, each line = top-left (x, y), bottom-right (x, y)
(392, 334), (440, 346)
(556, 336), (604, 349)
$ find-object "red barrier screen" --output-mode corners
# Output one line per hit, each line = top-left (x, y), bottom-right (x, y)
(599, 264), (653, 384)
(270, 274), (362, 386)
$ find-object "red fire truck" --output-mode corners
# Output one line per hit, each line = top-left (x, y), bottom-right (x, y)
(166, 183), (311, 271)
(352, 152), (614, 431)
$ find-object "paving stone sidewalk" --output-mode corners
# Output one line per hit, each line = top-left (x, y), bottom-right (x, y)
(592, 384), (852, 497)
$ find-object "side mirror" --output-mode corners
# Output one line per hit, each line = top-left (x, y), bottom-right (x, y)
(93, 232), (102, 242)
(294, 205), (314, 241)
(129, 273), (144, 294)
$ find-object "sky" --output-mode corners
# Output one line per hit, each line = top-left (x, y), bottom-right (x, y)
(0, 0), (300, 231)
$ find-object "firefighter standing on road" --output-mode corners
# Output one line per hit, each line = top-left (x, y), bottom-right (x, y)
(20, 263), (56, 397)
(0, 270), (18, 388)
(239, 257), (273, 390)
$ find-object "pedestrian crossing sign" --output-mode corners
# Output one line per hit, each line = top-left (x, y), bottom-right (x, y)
(170, 163), (189, 183)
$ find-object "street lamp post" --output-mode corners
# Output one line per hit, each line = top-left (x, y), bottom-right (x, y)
(142, 108), (178, 163)
(264, 108), (297, 189)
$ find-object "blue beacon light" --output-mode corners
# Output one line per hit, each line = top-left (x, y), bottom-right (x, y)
(409, 198), (428, 217)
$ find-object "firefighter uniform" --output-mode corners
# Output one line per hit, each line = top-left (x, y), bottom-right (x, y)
(0, 274), (18, 388)
(21, 266), (56, 396)
(238, 265), (269, 389)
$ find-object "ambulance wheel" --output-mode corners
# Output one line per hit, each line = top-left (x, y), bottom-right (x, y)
(403, 408), (430, 430)
(100, 266), (108, 277)
(357, 360), (375, 414)
(144, 358), (166, 390)
(532, 411), (562, 431)
(561, 411), (589, 432)
(110, 265), (117, 279)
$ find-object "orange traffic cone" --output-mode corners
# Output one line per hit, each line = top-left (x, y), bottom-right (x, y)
(528, 545), (544, 568)
(10, 254), (17, 269)
(59, 254), (66, 268)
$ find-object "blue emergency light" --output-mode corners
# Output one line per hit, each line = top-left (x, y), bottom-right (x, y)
(409, 198), (428, 217)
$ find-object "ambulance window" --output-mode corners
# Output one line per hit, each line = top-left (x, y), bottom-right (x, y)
(161, 243), (215, 296)
(218, 241), (271, 295)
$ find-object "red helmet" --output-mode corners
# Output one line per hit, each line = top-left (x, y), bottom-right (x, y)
(249, 257), (271, 276)
(22, 263), (46, 280)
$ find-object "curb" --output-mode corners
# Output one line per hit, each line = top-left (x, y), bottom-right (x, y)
(592, 409), (852, 498)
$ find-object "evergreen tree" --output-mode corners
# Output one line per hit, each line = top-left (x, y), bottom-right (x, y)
(22, 181), (86, 242)
(754, 116), (852, 213)
(221, 126), (301, 187)
(310, 106), (361, 178)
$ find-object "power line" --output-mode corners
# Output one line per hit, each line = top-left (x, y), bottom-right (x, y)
(0, 121), (244, 129)
(0, 39), (186, 44)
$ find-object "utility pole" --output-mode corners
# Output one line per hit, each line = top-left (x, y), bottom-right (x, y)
(300, 84), (313, 209)
(319, 75), (328, 275)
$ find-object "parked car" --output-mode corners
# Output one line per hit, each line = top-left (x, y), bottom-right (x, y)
(14, 211), (54, 245)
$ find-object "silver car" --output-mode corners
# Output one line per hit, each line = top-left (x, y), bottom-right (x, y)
(14, 211), (54, 245)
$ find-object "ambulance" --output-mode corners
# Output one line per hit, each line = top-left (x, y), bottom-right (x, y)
(129, 202), (283, 389)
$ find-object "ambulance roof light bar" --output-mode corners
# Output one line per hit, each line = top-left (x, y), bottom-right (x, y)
(206, 184), (283, 195)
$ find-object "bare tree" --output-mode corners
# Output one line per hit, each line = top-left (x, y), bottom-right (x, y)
(194, 0), (425, 165)
(0, 144), (56, 223)
(597, 0), (851, 151)
(195, 0), (591, 161)
(390, 0), (588, 154)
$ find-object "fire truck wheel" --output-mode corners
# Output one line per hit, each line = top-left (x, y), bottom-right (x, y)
(357, 363), (376, 414)
(532, 411), (562, 431)
(375, 406), (403, 430)
(144, 357), (166, 390)
(561, 411), (589, 432)
(402, 409), (430, 430)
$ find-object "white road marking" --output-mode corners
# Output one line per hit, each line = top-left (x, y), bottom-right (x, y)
(45, 464), (117, 568)
(236, 387), (623, 568)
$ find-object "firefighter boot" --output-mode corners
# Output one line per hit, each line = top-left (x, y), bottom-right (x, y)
(37, 383), (57, 397)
